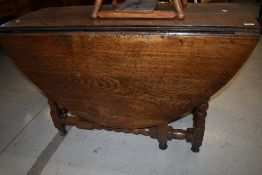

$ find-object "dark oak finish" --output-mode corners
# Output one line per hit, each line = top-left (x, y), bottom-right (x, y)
(0, 3), (260, 151)
(1, 33), (258, 129)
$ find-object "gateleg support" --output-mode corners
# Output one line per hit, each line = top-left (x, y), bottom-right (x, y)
(188, 102), (209, 152)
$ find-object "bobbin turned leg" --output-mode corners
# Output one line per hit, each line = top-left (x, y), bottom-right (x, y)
(190, 102), (209, 152)
(48, 99), (67, 136)
(156, 122), (169, 150)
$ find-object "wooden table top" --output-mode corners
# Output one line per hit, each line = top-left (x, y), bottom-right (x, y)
(0, 3), (260, 34)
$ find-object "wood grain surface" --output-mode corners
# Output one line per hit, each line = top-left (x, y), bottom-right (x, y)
(0, 33), (258, 128)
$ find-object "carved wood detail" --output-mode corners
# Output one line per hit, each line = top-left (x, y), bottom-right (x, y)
(48, 99), (209, 152)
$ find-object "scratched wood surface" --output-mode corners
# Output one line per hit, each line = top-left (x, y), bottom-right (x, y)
(0, 33), (259, 128)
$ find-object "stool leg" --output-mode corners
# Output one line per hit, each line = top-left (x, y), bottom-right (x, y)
(181, 0), (188, 6)
(191, 102), (209, 152)
(112, 0), (117, 7)
(173, 0), (185, 19)
(48, 99), (67, 136)
(91, 0), (103, 18)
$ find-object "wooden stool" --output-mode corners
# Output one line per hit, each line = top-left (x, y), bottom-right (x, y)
(91, 0), (188, 19)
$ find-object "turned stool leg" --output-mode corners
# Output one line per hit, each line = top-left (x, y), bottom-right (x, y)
(190, 102), (209, 152)
(91, 0), (103, 18)
(173, 0), (185, 19)
(181, 0), (188, 6)
(48, 99), (67, 136)
(112, 0), (117, 7)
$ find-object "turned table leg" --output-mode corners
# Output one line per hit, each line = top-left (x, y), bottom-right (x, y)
(190, 102), (209, 152)
(156, 122), (169, 150)
(47, 99), (210, 151)
(48, 99), (67, 136)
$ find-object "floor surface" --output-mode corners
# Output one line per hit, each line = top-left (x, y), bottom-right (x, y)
(0, 38), (262, 175)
